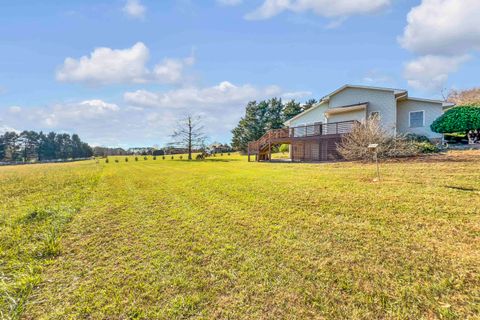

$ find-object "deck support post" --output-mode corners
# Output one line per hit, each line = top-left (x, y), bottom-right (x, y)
(247, 145), (250, 162)
(268, 141), (271, 162)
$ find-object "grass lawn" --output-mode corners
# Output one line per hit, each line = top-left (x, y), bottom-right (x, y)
(1, 151), (479, 319)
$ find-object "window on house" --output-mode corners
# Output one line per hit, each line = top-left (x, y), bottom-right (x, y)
(409, 111), (424, 128)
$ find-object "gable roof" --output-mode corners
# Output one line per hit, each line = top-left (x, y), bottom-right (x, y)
(321, 84), (407, 101)
(284, 99), (327, 125)
(284, 84), (406, 125)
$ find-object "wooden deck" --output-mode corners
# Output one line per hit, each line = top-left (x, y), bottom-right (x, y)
(247, 120), (358, 162)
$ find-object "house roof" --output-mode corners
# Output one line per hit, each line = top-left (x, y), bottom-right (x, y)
(284, 84), (453, 126)
(321, 84), (407, 101)
(284, 84), (406, 125)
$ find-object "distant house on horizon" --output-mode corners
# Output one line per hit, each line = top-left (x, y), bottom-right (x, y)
(249, 84), (454, 162)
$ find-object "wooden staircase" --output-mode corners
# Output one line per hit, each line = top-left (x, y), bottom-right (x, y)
(248, 128), (290, 161)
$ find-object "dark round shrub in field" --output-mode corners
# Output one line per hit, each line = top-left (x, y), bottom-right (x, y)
(135, 157), (139, 161)
(105, 158), (109, 163)
(125, 157), (129, 162)
(196, 154), (205, 160)
(171, 156), (174, 160)
(162, 156), (165, 160)
(179, 155), (183, 160)
(144, 156), (148, 160)
(153, 156), (157, 160)
(115, 159), (119, 163)
(221, 153), (223, 156)
(228, 152), (231, 156)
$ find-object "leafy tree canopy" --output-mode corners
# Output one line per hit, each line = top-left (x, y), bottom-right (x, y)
(231, 97), (319, 152)
(431, 106), (480, 133)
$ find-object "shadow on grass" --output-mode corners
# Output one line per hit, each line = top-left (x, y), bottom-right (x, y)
(203, 158), (242, 162)
(444, 185), (478, 192)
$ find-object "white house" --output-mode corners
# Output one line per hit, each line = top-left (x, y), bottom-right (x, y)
(284, 84), (454, 141)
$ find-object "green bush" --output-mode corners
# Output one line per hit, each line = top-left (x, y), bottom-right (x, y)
(153, 156), (156, 160)
(171, 156), (174, 160)
(179, 155), (183, 160)
(114, 159), (119, 163)
(196, 154), (205, 160)
(105, 158), (109, 163)
(144, 156), (148, 160)
(125, 157), (129, 162)
(405, 133), (430, 143)
(414, 141), (440, 153)
(431, 105), (480, 133)
(135, 157), (138, 161)
(162, 156), (165, 160)
(279, 144), (289, 153)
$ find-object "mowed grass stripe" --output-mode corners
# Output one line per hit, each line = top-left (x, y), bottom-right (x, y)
(0, 161), (102, 319)
(22, 154), (480, 319)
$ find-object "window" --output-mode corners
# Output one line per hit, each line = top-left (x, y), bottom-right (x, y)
(409, 111), (424, 128)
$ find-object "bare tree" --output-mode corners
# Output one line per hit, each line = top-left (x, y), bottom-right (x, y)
(337, 115), (419, 161)
(447, 87), (480, 105)
(171, 115), (207, 160)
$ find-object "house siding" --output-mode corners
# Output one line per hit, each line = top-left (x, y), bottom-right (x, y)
(327, 109), (366, 123)
(289, 103), (328, 127)
(396, 99), (443, 139)
(329, 87), (397, 134)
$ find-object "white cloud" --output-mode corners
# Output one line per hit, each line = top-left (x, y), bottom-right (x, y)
(217, 0), (243, 6)
(123, 0), (146, 19)
(245, 0), (391, 20)
(56, 42), (194, 86)
(153, 56), (195, 84)
(0, 125), (19, 134)
(399, 0), (480, 92)
(404, 54), (470, 92)
(361, 69), (394, 86)
(8, 106), (22, 113)
(42, 100), (120, 127)
(281, 91), (312, 100)
(0, 82), (310, 146)
(399, 0), (480, 56)
(124, 81), (282, 109)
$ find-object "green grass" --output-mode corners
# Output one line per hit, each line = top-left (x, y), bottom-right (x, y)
(1, 152), (479, 319)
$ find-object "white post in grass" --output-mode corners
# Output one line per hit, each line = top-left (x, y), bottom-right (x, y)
(368, 143), (380, 182)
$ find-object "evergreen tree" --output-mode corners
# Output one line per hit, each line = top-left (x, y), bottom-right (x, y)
(302, 99), (318, 111)
(283, 100), (302, 120)
(0, 134), (5, 161)
(3, 132), (20, 161)
(0, 130), (92, 162)
(265, 98), (284, 130)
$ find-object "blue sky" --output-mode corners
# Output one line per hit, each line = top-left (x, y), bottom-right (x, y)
(0, 0), (478, 147)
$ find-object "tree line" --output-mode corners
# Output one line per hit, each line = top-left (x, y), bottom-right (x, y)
(231, 98), (317, 152)
(0, 131), (93, 162)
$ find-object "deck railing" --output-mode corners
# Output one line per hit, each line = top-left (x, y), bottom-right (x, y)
(248, 120), (358, 154)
